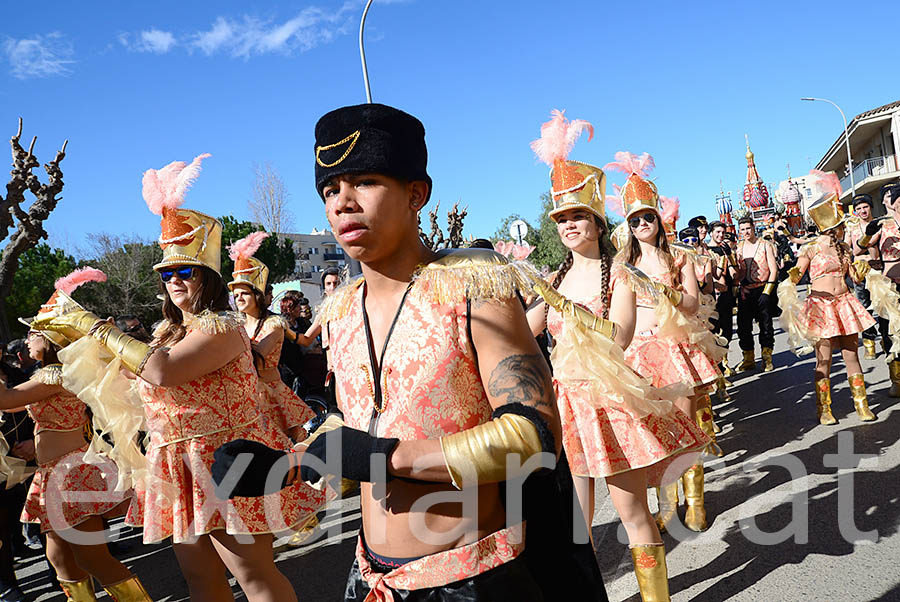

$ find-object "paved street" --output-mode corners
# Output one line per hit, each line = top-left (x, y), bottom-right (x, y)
(15, 322), (900, 601)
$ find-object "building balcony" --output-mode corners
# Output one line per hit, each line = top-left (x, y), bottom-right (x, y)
(324, 252), (345, 261)
(840, 155), (898, 195)
(297, 252), (310, 260)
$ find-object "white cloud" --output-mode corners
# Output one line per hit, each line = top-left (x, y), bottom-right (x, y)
(119, 29), (176, 54)
(3, 32), (74, 79)
(190, 5), (355, 58)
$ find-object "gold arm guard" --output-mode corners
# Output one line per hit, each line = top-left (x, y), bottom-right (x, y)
(91, 323), (153, 376)
(652, 281), (682, 307)
(788, 266), (802, 285)
(763, 282), (776, 295)
(532, 281), (617, 340)
(440, 413), (543, 489)
(857, 234), (872, 249)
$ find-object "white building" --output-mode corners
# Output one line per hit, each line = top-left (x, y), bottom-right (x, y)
(814, 99), (900, 214)
(273, 228), (361, 307)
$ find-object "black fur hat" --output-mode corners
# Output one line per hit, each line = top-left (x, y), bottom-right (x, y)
(687, 215), (708, 229)
(314, 103), (432, 201)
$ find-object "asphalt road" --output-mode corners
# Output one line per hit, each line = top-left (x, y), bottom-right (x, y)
(15, 321), (900, 601)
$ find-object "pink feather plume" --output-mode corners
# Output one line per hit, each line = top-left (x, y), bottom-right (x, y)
(605, 183), (625, 217)
(142, 153), (212, 215)
(530, 110), (594, 167)
(55, 267), (107, 295)
(810, 169), (842, 198)
(228, 231), (270, 261)
(603, 151), (655, 178)
(659, 195), (680, 224)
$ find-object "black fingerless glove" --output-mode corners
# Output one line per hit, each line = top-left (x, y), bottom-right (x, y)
(212, 439), (290, 499)
(866, 220), (883, 236)
(300, 426), (399, 484)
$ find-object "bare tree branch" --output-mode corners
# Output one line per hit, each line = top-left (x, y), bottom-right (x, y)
(248, 162), (294, 234)
(0, 119), (67, 339)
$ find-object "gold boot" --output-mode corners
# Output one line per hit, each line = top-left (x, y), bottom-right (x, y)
(715, 376), (731, 406)
(682, 464), (707, 532)
(761, 347), (774, 372)
(889, 361), (900, 398)
(815, 377), (837, 425)
(103, 575), (153, 602)
(863, 339), (877, 360)
(848, 373), (876, 421)
(738, 349), (755, 371)
(59, 577), (97, 601)
(286, 513), (320, 547)
(696, 395), (724, 457)
(630, 544), (670, 602)
(723, 362), (734, 377)
(654, 482), (679, 534)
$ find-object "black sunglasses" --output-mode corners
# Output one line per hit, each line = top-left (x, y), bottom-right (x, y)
(159, 266), (196, 283)
(628, 213), (657, 229)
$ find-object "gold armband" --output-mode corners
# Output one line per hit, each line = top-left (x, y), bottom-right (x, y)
(763, 281), (776, 295)
(31, 309), (102, 344)
(857, 235), (872, 249)
(533, 281), (617, 340)
(91, 323), (153, 376)
(440, 413), (543, 489)
(788, 266), (802, 285)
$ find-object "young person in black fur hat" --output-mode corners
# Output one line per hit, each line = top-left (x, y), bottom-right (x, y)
(213, 103), (609, 601)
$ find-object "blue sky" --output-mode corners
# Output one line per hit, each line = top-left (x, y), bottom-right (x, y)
(2, 0), (899, 256)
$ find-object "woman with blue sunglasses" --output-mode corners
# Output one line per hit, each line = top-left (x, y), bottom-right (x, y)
(33, 155), (323, 601)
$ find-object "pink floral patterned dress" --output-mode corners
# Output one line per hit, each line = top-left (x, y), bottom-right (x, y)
(798, 243), (875, 338)
(128, 313), (325, 544)
(624, 264), (722, 389)
(547, 279), (707, 484)
(21, 365), (130, 533)
(251, 315), (316, 435)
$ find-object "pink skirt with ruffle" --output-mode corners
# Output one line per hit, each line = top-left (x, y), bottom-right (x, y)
(259, 378), (316, 435)
(625, 331), (721, 389)
(556, 381), (706, 484)
(22, 446), (131, 533)
(125, 418), (326, 544)
(800, 291), (876, 339)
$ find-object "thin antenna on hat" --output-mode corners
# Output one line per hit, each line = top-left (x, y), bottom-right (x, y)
(359, 0), (375, 103)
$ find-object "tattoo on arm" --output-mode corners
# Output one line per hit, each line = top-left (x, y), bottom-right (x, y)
(488, 353), (551, 409)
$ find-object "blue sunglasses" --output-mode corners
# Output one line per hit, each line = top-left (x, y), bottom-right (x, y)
(159, 266), (196, 283)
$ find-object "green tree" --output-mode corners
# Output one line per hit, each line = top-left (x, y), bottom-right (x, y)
(219, 216), (297, 282)
(84, 234), (164, 331)
(5, 244), (77, 338)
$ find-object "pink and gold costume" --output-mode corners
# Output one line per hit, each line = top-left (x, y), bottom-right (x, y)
(548, 271), (708, 484)
(252, 315), (315, 436)
(128, 312), (325, 544)
(21, 366), (129, 533)
(798, 243), (875, 338)
(322, 275), (520, 588)
(624, 261), (722, 388)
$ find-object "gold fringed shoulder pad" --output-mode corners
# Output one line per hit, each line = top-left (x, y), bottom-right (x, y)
(316, 277), (364, 324)
(670, 242), (708, 267)
(32, 364), (63, 386)
(184, 310), (244, 335)
(798, 241), (817, 258)
(264, 314), (292, 332)
(413, 248), (524, 305)
(612, 261), (660, 301)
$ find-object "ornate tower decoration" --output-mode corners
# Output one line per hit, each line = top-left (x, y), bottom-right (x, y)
(742, 135), (770, 210)
(715, 180), (734, 233)
(781, 163), (804, 232)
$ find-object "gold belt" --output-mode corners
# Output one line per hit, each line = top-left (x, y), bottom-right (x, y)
(154, 416), (260, 448)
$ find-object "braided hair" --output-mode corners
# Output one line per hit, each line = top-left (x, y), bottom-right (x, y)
(550, 216), (613, 320)
(827, 226), (851, 271)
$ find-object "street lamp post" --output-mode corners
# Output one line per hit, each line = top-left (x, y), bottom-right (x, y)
(801, 97), (855, 198)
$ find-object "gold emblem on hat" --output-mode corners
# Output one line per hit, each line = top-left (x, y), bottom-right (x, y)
(316, 130), (361, 168)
